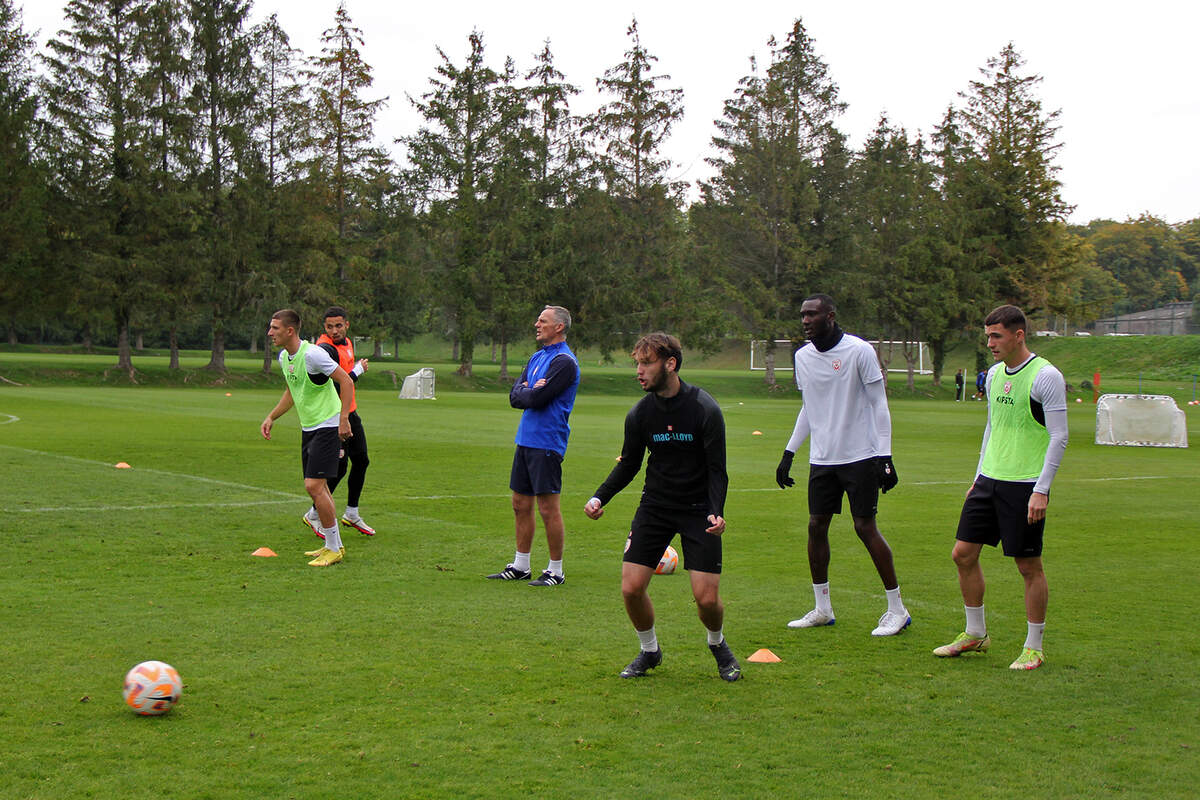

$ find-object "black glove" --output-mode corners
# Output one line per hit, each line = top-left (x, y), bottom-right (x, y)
(776, 450), (795, 489)
(876, 456), (898, 494)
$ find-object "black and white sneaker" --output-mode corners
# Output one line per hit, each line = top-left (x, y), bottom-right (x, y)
(486, 564), (532, 581)
(709, 640), (742, 682)
(620, 647), (663, 678)
(528, 570), (564, 586)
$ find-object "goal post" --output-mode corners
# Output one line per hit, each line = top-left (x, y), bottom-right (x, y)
(1095, 394), (1187, 447)
(399, 367), (436, 399)
(749, 339), (932, 374)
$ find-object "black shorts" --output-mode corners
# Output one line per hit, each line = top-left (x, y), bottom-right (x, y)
(342, 411), (368, 462)
(623, 504), (722, 574)
(808, 458), (879, 518)
(955, 476), (1044, 558)
(301, 426), (341, 480)
(509, 446), (563, 496)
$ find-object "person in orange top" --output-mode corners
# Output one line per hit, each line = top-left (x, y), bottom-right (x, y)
(302, 305), (377, 537)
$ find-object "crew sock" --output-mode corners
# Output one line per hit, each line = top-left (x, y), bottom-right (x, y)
(965, 605), (986, 638)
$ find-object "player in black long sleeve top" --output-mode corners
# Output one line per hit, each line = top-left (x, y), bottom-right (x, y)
(584, 333), (741, 682)
(593, 381), (728, 517)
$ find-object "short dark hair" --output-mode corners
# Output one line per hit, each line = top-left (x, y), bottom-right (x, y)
(984, 304), (1026, 332)
(323, 305), (348, 321)
(631, 332), (683, 372)
(803, 293), (837, 313)
(272, 309), (301, 330)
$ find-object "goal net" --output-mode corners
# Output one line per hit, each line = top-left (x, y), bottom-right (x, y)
(1094, 394), (1187, 447)
(399, 367), (436, 399)
(750, 339), (931, 374)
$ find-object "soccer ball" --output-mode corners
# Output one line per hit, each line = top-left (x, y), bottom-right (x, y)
(655, 545), (679, 575)
(123, 660), (182, 716)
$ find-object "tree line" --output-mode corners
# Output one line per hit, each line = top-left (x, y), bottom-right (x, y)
(1, 1), (1197, 384)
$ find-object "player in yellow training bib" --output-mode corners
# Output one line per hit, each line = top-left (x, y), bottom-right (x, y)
(933, 305), (1068, 670)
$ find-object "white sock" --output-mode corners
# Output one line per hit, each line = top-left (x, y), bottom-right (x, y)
(1024, 621), (1045, 651)
(885, 587), (905, 615)
(965, 605), (986, 638)
(547, 559), (563, 577)
(706, 627), (724, 647)
(636, 626), (659, 652)
(513, 551), (531, 572)
(813, 582), (833, 615)
(322, 524), (343, 551)
(344, 505), (359, 521)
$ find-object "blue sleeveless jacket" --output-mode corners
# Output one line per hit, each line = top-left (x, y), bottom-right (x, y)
(513, 341), (580, 456)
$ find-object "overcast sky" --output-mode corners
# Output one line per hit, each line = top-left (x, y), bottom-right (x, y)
(20, 0), (1200, 225)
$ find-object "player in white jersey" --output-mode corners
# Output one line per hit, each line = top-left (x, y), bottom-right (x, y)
(775, 294), (911, 636)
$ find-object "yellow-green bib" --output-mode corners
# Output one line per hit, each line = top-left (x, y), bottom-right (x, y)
(980, 356), (1050, 481)
(281, 341), (340, 428)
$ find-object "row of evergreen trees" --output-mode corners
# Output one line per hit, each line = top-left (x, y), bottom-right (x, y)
(2, 2), (1196, 384)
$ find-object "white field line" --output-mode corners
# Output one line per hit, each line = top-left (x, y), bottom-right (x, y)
(0, 442), (298, 501)
(11, 499), (300, 513)
(0, 413), (19, 424)
(0, 439), (1177, 513)
(732, 475), (1174, 493)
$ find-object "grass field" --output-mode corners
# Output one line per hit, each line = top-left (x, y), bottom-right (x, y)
(1, 380), (1198, 798)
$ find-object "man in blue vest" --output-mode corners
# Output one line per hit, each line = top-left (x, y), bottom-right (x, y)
(488, 305), (581, 587)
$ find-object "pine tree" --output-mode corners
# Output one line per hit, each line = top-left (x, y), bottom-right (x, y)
(42, 0), (153, 377)
(138, 0), (198, 369)
(406, 31), (506, 376)
(304, 1), (387, 284)
(187, 0), (261, 371)
(853, 117), (949, 389)
(250, 12), (311, 371)
(692, 20), (846, 386)
(0, 0), (47, 345)
(957, 43), (1076, 313)
(589, 18), (683, 200)
(584, 18), (699, 351)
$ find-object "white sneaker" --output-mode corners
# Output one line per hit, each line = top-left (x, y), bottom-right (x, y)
(302, 510), (322, 538)
(787, 609), (835, 629)
(871, 610), (912, 636)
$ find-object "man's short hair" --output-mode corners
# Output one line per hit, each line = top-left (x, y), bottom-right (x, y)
(543, 305), (571, 332)
(984, 304), (1027, 332)
(272, 309), (301, 330)
(803, 293), (837, 313)
(323, 305), (348, 321)
(632, 332), (683, 372)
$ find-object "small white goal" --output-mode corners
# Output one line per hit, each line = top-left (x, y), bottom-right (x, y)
(399, 367), (435, 399)
(1094, 394), (1187, 447)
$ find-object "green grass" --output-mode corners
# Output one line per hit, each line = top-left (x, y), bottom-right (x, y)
(1, 382), (1198, 798)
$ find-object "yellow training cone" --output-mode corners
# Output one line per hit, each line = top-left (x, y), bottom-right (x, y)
(751, 430), (763, 436)
(114, 462), (132, 469)
(251, 547), (278, 557)
(747, 648), (781, 663)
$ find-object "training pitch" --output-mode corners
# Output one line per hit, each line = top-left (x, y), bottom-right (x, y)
(1, 383), (1197, 798)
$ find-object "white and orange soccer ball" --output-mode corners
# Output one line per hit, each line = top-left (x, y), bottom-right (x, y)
(123, 660), (182, 716)
(655, 545), (679, 575)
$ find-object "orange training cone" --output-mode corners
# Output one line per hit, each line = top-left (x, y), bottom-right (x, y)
(747, 648), (781, 663)
(251, 547), (278, 557)
(114, 462), (132, 469)
(751, 430), (763, 436)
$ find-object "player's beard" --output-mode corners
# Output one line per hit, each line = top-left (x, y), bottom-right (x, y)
(641, 365), (668, 393)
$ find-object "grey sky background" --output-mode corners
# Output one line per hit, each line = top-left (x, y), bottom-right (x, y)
(21, 1), (1200, 225)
